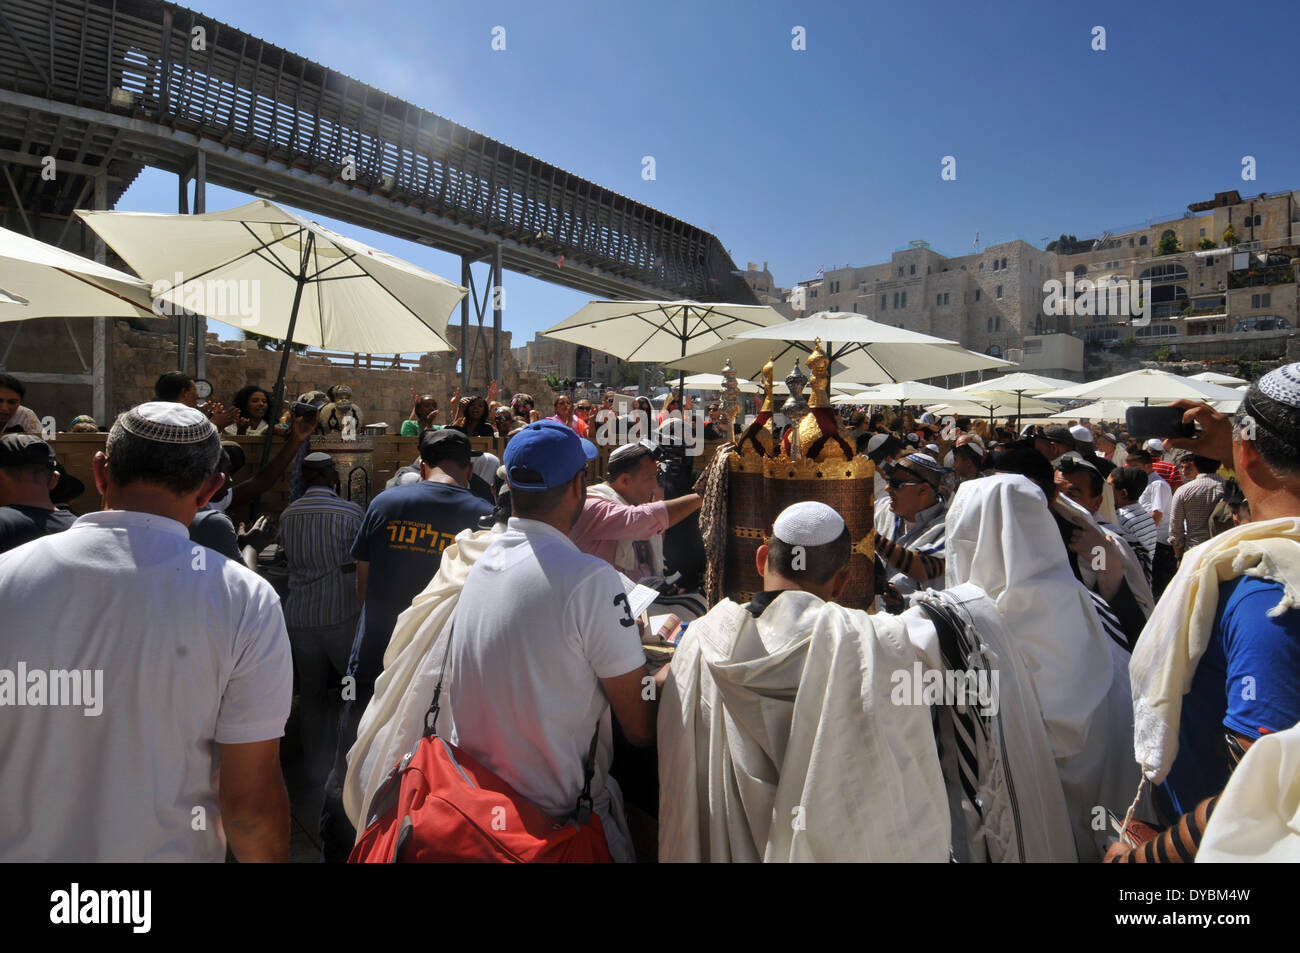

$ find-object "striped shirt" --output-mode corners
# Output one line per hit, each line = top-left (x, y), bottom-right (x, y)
(279, 486), (364, 628)
(1152, 459), (1183, 492)
(1117, 502), (1157, 562)
(1170, 473), (1225, 554)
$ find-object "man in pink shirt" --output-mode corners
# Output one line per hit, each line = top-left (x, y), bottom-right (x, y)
(573, 440), (702, 581)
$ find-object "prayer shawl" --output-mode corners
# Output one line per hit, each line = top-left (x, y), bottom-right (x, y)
(343, 526), (492, 829)
(696, 444), (733, 606)
(874, 495), (948, 594)
(657, 591), (950, 862)
(1129, 517), (1300, 784)
(1053, 492), (1157, 621)
(584, 481), (664, 579)
(1198, 718), (1300, 862)
(945, 474), (1139, 860)
(903, 585), (1078, 861)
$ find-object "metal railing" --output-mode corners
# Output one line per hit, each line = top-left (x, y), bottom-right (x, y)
(0, 0), (753, 303)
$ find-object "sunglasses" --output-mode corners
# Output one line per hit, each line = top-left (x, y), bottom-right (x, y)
(887, 474), (928, 489)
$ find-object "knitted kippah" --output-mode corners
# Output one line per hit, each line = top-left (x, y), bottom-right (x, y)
(1258, 362), (1300, 408)
(772, 501), (845, 547)
(119, 402), (216, 445)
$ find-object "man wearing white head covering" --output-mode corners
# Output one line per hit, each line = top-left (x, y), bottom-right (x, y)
(944, 473), (1140, 860)
(1109, 364), (1300, 863)
(657, 501), (950, 861)
(0, 402), (293, 861)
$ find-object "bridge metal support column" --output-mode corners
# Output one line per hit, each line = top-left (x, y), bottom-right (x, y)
(193, 151), (206, 380)
(176, 168), (188, 372)
(492, 242), (503, 386)
(460, 255), (470, 390)
(92, 173), (108, 425)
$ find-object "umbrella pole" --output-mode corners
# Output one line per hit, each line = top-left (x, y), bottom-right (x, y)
(1015, 390), (1023, 433)
(255, 232), (316, 503)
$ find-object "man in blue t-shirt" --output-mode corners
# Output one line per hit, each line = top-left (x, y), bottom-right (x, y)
(319, 427), (492, 861)
(1106, 363), (1300, 864)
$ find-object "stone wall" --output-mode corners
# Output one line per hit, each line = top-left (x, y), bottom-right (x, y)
(107, 321), (556, 429)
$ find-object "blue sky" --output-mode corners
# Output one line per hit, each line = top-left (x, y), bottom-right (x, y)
(118, 0), (1300, 350)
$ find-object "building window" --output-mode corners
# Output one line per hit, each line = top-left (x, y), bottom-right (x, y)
(881, 295), (886, 310)
(1200, 228), (1206, 237)
(996, 285), (1003, 298)
(910, 264), (916, 275)
(810, 288), (817, 298)
(1251, 292), (1271, 308)
(1001, 258), (1007, 269)
(937, 293), (943, 306)
(943, 292), (950, 305)
(893, 292), (899, 308)
(901, 292), (907, 308)
(899, 267), (904, 277)
(830, 280), (840, 294)
(979, 263), (983, 270)
(995, 315), (1002, 331)
(1254, 214), (1262, 226)
(987, 317), (993, 332)
(1129, 238), (1134, 247)
(975, 289), (981, 301)
(1139, 236), (1148, 245)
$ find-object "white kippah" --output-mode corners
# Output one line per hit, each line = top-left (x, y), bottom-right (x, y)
(120, 401), (216, 445)
(772, 501), (845, 547)
(609, 440), (652, 464)
(1258, 362), (1300, 408)
(1145, 438), (1164, 452)
(1069, 424), (1093, 443)
(866, 433), (890, 454)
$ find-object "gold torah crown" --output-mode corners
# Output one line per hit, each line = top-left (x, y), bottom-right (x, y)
(760, 354), (776, 413)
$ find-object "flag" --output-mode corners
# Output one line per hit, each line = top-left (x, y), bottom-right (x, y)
(973, 231), (980, 249)
(816, 265), (825, 279)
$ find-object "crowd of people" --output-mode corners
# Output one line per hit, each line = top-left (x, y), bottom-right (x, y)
(0, 361), (1297, 864)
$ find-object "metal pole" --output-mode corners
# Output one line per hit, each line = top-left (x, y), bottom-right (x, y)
(260, 232), (315, 469)
(460, 255), (470, 389)
(492, 242), (502, 385)
(92, 173), (108, 425)
(177, 168), (189, 371)
(194, 151), (206, 380)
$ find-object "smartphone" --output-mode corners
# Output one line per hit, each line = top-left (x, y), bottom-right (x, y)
(290, 400), (319, 418)
(1126, 405), (1194, 441)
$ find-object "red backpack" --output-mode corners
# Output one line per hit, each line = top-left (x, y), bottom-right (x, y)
(349, 624), (614, 863)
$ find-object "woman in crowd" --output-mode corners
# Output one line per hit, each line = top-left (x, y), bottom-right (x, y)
(226, 385), (271, 436)
(510, 392), (538, 423)
(548, 394), (586, 437)
(451, 393), (497, 437)
(401, 391), (440, 437)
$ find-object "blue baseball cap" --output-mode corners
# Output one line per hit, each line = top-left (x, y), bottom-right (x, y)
(504, 420), (598, 491)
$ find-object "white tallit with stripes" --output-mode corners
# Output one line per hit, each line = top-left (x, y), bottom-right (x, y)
(944, 474), (1140, 860)
(657, 590), (950, 862)
(902, 585), (1078, 861)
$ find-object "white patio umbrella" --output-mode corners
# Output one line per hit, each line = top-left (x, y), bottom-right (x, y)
(1189, 370), (1248, 386)
(543, 299), (787, 399)
(678, 372), (761, 393)
(840, 381), (975, 436)
(78, 200), (468, 466)
(664, 311), (1012, 386)
(1049, 399), (1151, 420)
(0, 224), (161, 320)
(953, 371), (1076, 428)
(1037, 368), (1244, 405)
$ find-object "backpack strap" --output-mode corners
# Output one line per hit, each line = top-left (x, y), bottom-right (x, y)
(423, 620), (456, 738)
(573, 721), (600, 824)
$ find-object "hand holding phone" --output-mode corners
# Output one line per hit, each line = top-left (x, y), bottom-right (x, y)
(1125, 405), (1195, 441)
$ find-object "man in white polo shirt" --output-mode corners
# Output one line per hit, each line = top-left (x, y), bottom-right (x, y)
(0, 402), (292, 862)
(446, 420), (665, 862)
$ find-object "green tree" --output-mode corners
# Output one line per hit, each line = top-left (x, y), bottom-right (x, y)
(1197, 237), (1216, 250)
(1155, 345), (1172, 362)
(1157, 232), (1182, 256)
(1221, 223), (1238, 246)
